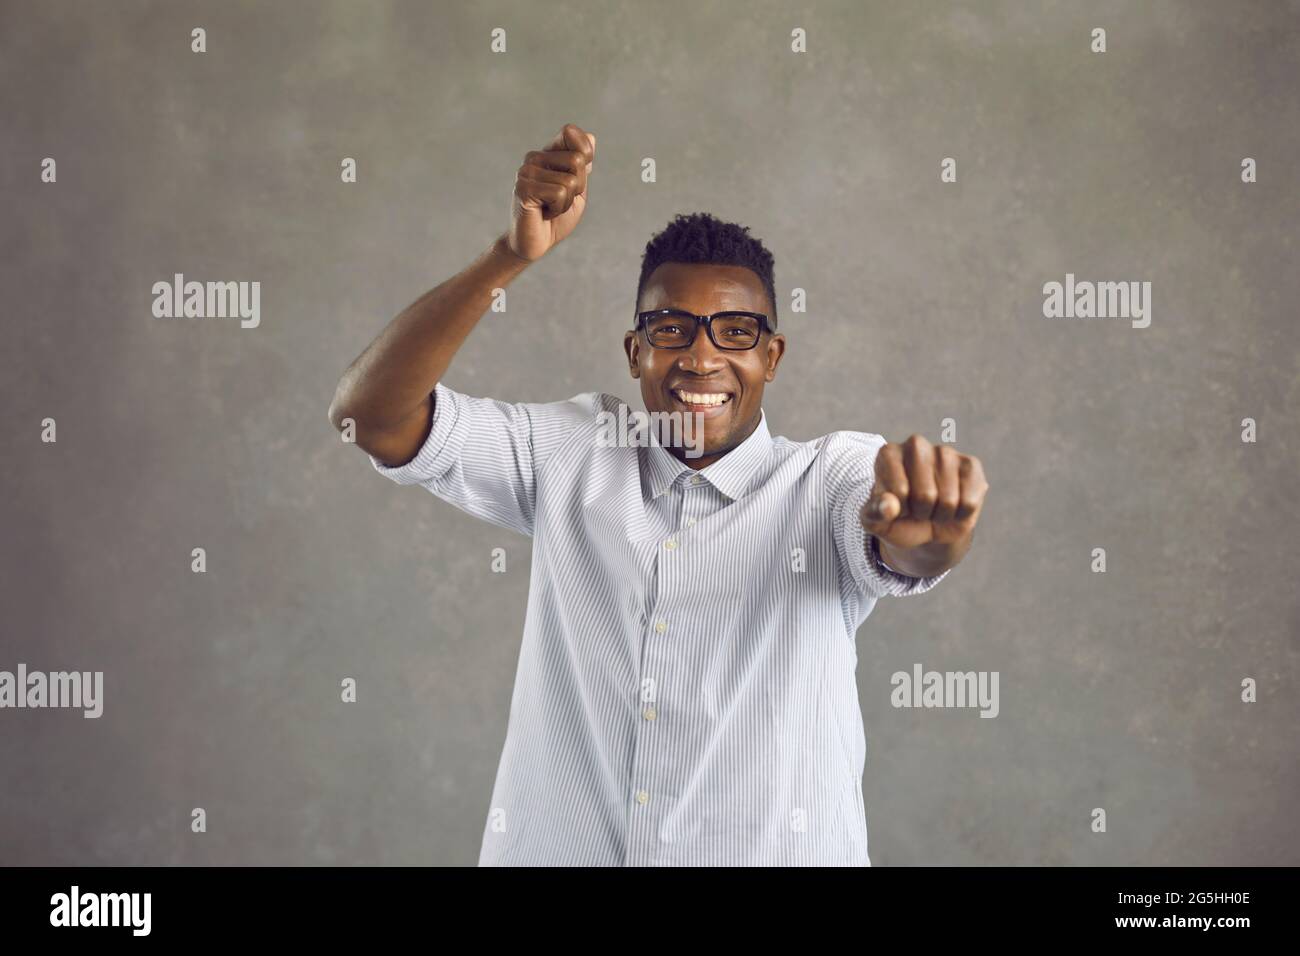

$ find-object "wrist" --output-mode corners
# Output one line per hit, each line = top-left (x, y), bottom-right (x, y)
(874, 536), (906, 576)
(491, 233), (533, 269)
(877, 535), (968, 578)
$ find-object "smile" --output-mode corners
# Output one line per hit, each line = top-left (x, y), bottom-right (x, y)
(671, 389), (732, 408)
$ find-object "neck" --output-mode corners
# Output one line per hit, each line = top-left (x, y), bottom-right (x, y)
(669, 412), (760, 469)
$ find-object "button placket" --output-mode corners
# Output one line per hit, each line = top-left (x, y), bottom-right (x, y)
(629, 517), (678, 865)
(681, 472), (707, 531)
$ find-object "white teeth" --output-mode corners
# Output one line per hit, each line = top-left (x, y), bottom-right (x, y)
(673, 390), (731, 407)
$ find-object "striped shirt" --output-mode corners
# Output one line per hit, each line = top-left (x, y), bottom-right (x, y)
(369, 382), (948, 866)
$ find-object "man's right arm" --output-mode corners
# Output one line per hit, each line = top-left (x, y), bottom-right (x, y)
(327, 122), (596, 467)
(327, 234), (531, 467)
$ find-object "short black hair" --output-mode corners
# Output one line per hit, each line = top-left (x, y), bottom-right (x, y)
(635, 212), (778, 327)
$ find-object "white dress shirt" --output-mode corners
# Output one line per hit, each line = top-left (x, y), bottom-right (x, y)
(369, 382), (948, 866)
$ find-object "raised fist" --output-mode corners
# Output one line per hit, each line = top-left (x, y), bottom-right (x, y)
(507, 123), (596, 261)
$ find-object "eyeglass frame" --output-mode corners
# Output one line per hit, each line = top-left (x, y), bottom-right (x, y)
(633, 308), (778, 351)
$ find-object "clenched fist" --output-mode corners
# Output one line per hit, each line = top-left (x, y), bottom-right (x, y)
(507, 122), (596, 261)
(861, 434), (988, 575)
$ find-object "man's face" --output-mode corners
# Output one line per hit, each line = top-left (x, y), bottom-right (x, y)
(624, 262), (785, 468)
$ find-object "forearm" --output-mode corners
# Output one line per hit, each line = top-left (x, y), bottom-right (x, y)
(328, 233), (530, 434)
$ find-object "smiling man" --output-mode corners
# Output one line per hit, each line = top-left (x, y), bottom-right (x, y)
(328, 123), (989, 866)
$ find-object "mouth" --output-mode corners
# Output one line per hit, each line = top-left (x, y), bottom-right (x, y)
(669, 387), (734, 418)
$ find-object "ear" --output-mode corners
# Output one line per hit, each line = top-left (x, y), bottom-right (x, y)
(623, 330), (641, 378)
(763, 333), (786, 383)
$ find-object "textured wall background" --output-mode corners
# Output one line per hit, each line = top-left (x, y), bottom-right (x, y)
(2, 0), (1297, 865)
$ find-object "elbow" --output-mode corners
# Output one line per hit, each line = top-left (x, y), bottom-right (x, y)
(327, 397), (350, 433)
(327, 392), (348, 433)
(328, 391), (388, 445)
(329, 369), (386, 434)
(328, 378), (362, 434)
(329, 400), (374, 438)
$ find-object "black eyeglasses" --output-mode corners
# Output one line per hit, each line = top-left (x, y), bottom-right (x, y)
(635, 309), (776, 350)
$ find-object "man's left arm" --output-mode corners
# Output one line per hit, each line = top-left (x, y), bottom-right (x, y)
(861, 434), (989, 578)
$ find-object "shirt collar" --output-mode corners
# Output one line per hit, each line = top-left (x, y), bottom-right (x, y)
(642, 408), (773, 502)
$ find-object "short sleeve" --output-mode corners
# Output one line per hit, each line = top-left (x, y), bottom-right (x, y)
(825, 431), (951, 601)
(367, 382), (597, 537)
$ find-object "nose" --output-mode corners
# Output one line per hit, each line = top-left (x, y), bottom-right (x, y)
(678, 326), (727, 372)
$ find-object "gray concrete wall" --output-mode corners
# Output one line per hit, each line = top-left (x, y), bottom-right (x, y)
(1, 0), (1297, 865)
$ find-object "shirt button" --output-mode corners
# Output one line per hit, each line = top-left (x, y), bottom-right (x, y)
(636, 790), (650, 805)
(643, 707), (657, 721)
(654, 620), (667, 634)
(691, 475), (703, 484)
(685, 517), (697, 527)
(664, 538), (678, 550)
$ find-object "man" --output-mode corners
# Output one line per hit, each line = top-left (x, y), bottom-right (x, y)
(328, 123), (989, 866)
